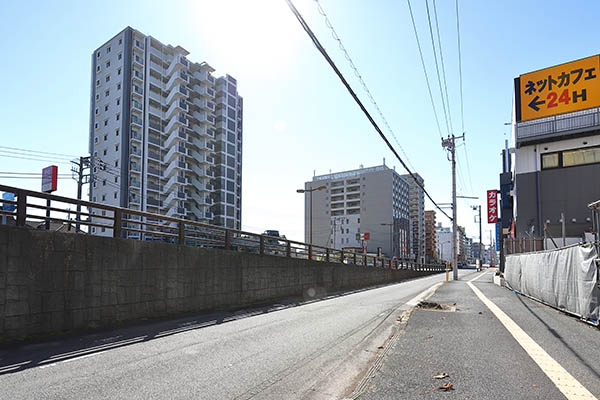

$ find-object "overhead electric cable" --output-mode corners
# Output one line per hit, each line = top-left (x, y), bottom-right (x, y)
(0, 145), (78, 160)
(432, 0), (453, 134)
(313, 0), (415, 170)
(406, 0), (443, 139)
(425, 0), (450, 135)
(284, 0), (452, 221)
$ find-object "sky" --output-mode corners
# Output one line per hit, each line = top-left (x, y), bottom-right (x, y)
(1, 0), (600, 245)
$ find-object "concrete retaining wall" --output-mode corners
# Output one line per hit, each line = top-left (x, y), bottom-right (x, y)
(0, 225), (437, 341)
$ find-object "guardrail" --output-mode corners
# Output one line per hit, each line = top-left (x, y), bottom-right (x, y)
(0, 184), (446, 272)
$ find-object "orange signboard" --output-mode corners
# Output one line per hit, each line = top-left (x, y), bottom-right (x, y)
(517, 55), (600, 121)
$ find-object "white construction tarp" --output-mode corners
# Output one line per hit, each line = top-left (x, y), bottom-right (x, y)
(505, 244), (600, 321)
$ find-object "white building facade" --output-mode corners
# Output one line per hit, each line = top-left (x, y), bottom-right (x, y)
(89, 27), (243, 236)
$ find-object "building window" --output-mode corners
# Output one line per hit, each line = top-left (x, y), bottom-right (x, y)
(94, 137), (98, 144)
(116, 128), (120, 136)
(102, 194), (106, 201)
(114, 160), (118, 167)
(106, 46), (111, 53)
(103, 134), (107, 141)
(114, 192), (118, 199)
(96, 79), (100, 86)
(116, 113), (120, 121)
(116, 98), (120, 106)
(96, 94), (99, 101)
(118, 53), (122, 60)
(96, 65), (101, 72)
(117, 82), (121, 90)
(105, 75), (110, 82)
(114, 176), (118, 183)
(106, 61), (111, 68)
(94, 123), (99, 129)
(104, 104), (108, 112)
(104, 120), (108, 126)
(102, 179), (106, 186)
(541, 153), (559, 169)
(115, 144), (119, 151)
(101, 227), (106, 233)
(96, 51), (101, 58)
(563, 147), (600, 167)
(105, 89), (110, 97)
(95, 108), (99, 115)
(103, 149), (107, 156)
(117, 68), (121, 76)
(119, 37), (122, 45)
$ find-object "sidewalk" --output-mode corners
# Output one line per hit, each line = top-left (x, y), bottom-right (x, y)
(359, 270), (600, 399)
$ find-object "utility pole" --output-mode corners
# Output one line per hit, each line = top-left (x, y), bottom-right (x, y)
(71, 156), (91, 232)
(442, 134), (464, 280)
(472, 205), (482, 271)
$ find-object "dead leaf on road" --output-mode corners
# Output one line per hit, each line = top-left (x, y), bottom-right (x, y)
(433, 373), (449, 379)
(437, 383), (454, 391)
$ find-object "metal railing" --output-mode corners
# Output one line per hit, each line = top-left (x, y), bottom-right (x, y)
(516, 107), (600, 144)
(0, 184), (446, 272)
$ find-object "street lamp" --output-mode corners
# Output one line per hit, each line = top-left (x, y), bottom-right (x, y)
(297, 185), (327, 245)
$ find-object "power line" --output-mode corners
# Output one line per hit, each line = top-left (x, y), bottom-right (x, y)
(0, 152), (73, 165)
(425, 0), (450, 136)
(432, 0), (453, 134)
(455, 0), (465, 133)
(284, 0), (452, 221)
(313, 0), (415, 170)
(0, 145), (79, 159)
(406, 0), (443, 139)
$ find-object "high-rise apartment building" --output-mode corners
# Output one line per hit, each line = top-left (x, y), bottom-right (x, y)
(401, 173), (425, 262)
(303, 165), (410, 258)
(424, 210), (436, 262)
(88, 27), (243, 236)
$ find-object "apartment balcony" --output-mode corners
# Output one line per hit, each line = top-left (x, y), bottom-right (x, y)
(149, 75), (163, 90)
(130, 130), (142, 142)
(148, 120), (162, 134)
(147, 134), (161, 147)
(166, 98), (188, 121)
(147, 180), (161, 192)
(166, 70), (189, 91)
(147, 165), (162, 177)
(165, 204), (186, 219)
(131, 100), (143, 112)
(129, 179), (141, 189)
(165, 190), (186, 207)
(346, 185), (360, 193)
(166, 84), (188, 105)
(207, 87), (215, 97)
(148, 90), (162, 103)
(163, 173), (186, 194)
(149, 46), (162, 59)
(164, 142), (186, 163)
(192, 84), (207, 96)
(191, 111), (208, 124)
(129, 146), (141, 158)
(130, 163), (141, 173)
(148, 150), (162, 162)
(165, 113), (188, 134)
(192, 97), (209, 110)
(166, 55), (188, 77)
(128, 194), (140, 206)
(149, 61), (163, 75)
(164, 157), (188, 178)
(191, 123), (210, 137)
(148, 105), (162, 119)
(132, 54), (144, 68)
(147, 196), (162, 207)
(164, 127), (187, 148)
(132, 69), (143, 84)
(131, 116), (143, 129)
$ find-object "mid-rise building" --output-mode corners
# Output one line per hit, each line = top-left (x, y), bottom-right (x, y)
(436, 224), (453, 263)
(303, 165), (410, 258)
(424, 210), (437, 262)
(401, 173), (425, 262)
(88, 27), (243, 236)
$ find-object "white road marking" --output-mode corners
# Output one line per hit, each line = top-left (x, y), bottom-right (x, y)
(467, 280), (597, 399)
(469, 271), (488, 283)
(406, 282), (444, 307)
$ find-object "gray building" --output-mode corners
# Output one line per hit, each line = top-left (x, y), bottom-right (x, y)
(514, 110), (600, 240)
(89, 27), (243, 236)
(402, 173), (425, 262)
(302, 165), (410, 258)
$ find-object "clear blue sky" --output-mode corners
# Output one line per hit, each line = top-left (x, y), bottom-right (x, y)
(1, 0), (599, 244)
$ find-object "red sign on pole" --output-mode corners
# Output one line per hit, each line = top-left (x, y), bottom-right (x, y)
(487, 190), (498, 223)
(42, 165), (58, 193)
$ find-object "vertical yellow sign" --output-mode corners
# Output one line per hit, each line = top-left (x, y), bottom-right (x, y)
(518, 55), (600, 121)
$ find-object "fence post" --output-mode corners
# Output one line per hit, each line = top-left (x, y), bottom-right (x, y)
(353, 252), (357, 265)
(340, 249), (344, 264)
(308, 244), (313, 260)
(224, 229), (231, 250)
(259, 236), (264, 255)
(178, 220), (185, 245)
(16, 190), (26, 227)
(326, 248), (330, 262)
(286, 241), (291, 257)
(113, 209), (121, 238)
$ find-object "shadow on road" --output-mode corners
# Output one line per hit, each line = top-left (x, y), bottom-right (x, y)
(515, 294), (600, 381)
(0, 274), (443, 376)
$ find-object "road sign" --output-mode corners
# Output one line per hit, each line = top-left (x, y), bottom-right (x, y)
(42, 165), (58, 193)
(495, 222), (501, 252)
(355, 232), (370, 241)
(487, 190), (498, 223)
(516, 55), (600, 121)
(2, 192), (15, 211)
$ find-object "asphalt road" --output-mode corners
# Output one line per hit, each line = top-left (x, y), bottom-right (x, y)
(0, 271), (458, 400)
(361, 269), (600, 400)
